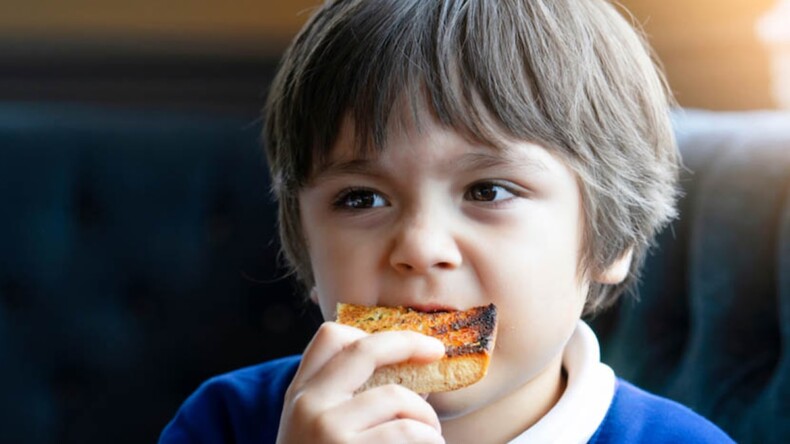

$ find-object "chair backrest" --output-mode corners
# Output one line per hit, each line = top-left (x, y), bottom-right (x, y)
(595, 109), (790, 443)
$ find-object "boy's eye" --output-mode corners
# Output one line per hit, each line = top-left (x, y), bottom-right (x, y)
(333, 188), (389, 209)
(466, 182), (516, 202)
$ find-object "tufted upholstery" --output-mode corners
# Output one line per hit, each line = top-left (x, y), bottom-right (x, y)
(0, 103), (787, 443)
(0, 103), (319, 444)
(595, 110), (790, 443)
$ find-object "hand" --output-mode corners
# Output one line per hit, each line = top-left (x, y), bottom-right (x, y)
(276, 322), (446, 444)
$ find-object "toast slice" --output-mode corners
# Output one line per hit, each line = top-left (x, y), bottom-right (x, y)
(336, 303), (497, 393)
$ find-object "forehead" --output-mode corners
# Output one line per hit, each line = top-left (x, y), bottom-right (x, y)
(314, 101), (510, 165)
(309, 111), (568, 184)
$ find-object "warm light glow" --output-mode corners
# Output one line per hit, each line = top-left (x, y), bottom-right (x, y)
(758, 0), (790, 42)
(757, 0), (790, 109)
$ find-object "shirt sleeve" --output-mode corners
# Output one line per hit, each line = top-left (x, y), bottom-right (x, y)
(158, 356), (301, 444)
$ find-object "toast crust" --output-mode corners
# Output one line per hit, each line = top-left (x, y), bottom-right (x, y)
(336, 303), (498, 393)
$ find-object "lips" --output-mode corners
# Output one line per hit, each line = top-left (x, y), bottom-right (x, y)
(405, 303), (459, 313)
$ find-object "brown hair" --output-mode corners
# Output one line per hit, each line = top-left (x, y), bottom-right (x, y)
(263, 0), (679, 315)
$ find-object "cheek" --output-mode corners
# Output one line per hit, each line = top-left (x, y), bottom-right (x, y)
(306, 228), (386, 319)
(482, 210), (584, 303)
(476, 209), (587, 360)
(492, 264), (584, 353)
(485, 255), (585, 394)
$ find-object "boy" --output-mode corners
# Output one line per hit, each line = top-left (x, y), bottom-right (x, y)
(161, 0), (734, 442)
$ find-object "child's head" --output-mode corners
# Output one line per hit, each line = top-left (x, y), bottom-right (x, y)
(264, 0), (679, 316)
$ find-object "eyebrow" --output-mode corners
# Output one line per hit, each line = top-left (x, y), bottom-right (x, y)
(310, 149), (549, 183)
(310, 158), (384, 183)
(455, 151), (548, 173)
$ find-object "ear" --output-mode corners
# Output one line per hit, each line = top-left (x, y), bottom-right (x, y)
(593, 248), (634, 285)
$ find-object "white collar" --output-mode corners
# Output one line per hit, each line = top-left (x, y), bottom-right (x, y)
(508, 321), (616, 444)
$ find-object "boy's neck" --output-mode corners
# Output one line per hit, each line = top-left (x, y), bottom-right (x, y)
(440, 355), (567, 444)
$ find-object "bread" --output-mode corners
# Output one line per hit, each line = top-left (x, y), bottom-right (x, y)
(336, 303), (497, 393)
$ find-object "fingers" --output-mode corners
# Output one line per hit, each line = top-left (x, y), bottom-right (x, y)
(352, 419), (445, 444)
(291, 322), (445, 396)
(278, 322), (446, 444)
(322, 384), (442, 434)
(292, 322), (368, 385)
(309, 329), (445, 395)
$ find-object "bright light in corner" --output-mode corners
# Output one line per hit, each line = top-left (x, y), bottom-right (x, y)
(758, 0), (790, 109)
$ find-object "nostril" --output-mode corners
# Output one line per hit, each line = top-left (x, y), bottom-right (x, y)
(396, 263), (414, 272)
(393, 260), (458, 273)
(436, 261), (454, 270)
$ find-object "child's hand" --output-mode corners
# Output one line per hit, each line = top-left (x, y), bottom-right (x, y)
(276, 322), (446, 444)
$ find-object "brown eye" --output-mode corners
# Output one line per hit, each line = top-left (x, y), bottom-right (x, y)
(469, 184), (497, 201)
(334, 189), (388, 209)
(466, 183), (514, 202)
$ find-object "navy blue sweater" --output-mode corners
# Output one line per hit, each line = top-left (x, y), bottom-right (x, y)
(160, 356), (733, 443)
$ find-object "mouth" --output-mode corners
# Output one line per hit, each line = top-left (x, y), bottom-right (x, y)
(405, 303), (459, 313)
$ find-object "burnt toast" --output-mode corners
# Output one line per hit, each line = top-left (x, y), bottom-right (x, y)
(336, 303), (498, 393)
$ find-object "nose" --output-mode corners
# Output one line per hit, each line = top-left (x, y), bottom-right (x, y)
(389, 215), (463, 274)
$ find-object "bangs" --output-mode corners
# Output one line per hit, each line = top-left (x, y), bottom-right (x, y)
(274, 0), (566, 184)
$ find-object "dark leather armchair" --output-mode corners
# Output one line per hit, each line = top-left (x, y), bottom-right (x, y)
(595, 110), (790, 443)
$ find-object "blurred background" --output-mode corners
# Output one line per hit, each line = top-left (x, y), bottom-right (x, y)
(0, 0), (786, 112)
(0, 1), (788, 444)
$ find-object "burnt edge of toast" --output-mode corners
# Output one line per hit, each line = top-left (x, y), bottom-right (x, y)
(337, 303), (498, 358)
(430, 303), (497, 358)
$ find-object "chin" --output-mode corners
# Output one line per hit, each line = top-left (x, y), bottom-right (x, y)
(428, 378), (504, 420)
(429, 392), (483, 420)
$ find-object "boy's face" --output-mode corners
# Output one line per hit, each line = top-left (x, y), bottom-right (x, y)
(299, 113), (600, 420)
